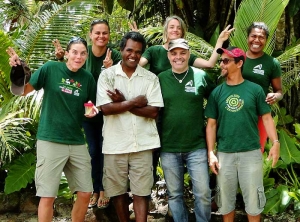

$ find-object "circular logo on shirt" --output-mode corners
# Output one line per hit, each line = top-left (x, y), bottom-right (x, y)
(225, 94), (244, 112)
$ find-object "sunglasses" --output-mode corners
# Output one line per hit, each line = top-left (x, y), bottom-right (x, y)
(218, 58), (234, 65)
(91, 19), (109, 26)
(67, 37), (87, 51)
(68, 36), (87, 45)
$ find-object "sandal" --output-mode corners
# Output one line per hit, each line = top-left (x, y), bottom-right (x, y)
(97, 197), (110, 209)
(88, 193), (99, 208)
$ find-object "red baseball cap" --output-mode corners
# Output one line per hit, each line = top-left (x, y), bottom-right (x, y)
(217, 46), (246, 60)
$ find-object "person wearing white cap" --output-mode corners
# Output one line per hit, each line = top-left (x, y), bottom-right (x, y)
(158, 38), (215, 222)
(205, 46), (280, 222)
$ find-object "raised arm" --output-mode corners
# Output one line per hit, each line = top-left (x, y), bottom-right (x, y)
(193, 25), (234, 68)
(6, 47), (35, 96)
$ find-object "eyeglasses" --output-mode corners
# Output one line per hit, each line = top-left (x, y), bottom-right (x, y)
(91, 19), (109, 26)
(218, 58), (234, 65)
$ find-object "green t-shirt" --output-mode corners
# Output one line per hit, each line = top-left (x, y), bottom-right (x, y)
(83, 45), (121, 83)
(29, 61), (96, 145)
(142, 45), (197, 75)
(83, 45), (121, 123)
(243, 53), (281, 95)
(159, 67), (215, 153)
(205, 80), (271, 152)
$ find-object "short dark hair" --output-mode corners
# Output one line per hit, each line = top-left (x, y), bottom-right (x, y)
(66, 37), (88, 51)
(246, 22), (269, 39)
(90, 19), (110, 33)
(119, 32), (146, 53)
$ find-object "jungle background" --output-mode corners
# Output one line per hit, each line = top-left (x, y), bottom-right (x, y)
(0, 0), (300, 220)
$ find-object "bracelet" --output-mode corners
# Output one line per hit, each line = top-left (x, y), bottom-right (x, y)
(272, 140), (280, 145)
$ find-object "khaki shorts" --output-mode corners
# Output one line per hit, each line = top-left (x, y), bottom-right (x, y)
(215, 149), (265, 216)
(103, 150), (153, 197)
(35, 140), (93, 197)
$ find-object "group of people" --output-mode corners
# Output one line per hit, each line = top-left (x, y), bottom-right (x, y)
(7, 15), (281, 222)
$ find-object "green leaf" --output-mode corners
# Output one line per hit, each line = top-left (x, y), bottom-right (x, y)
(278, 185), (292, 213)
(279, 129), (300, 164)
(230, 0), (289, 55)
(263, 177), (275, 190)
(4, 153), (36, 194)
(174, 0), (184, 10)
(263, 189), (280, 215)
(294, 123), (300, 138)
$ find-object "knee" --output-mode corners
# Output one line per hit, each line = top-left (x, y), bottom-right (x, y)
(76, 191), (92, 202)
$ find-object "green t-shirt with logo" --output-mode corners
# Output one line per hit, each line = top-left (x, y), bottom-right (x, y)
(142, 45), (197, 75)
(83, 45), (121, 123)
(159, 67), (215, 153)
(29, 61), (96, 145)
(243, 53), (281, 95)
(205, 80), (271, 152)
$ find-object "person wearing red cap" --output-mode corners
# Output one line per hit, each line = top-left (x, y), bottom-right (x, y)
(205, 46), (280, 222)
(243, 22), (283, 153)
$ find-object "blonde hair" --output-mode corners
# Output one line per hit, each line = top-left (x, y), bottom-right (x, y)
(162, 15), (187, 43)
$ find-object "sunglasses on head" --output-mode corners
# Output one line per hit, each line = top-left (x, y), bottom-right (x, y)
(91, 19), (109, 26)
(218, 58), (235, 65)
(68, 36), (87, 45)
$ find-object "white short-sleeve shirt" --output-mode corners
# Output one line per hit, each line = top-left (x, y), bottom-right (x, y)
(96, 63), (164, 154)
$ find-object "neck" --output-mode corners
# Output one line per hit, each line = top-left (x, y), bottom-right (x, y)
(163, 42), (169, 50)
(92, 45), (107, 57)
(172, 67), (189, 74)
(66, 63), (79, 72)
(246, 50), (264, 59)
(226, 71), (244, 85)
(121, 62), (136, 78)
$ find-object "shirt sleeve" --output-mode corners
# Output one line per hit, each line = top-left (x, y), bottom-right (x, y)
(271, 57), (282, 79)
(146, 75), (164, 108)
(96, 69), (114, 107)
(205, 89), (218, 119)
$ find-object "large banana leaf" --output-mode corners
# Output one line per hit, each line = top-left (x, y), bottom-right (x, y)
(230, 0), (289, 55)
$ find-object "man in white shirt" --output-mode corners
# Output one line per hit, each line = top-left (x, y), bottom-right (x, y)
(96, 31), (164, 222)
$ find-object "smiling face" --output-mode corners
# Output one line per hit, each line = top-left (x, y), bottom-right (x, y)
(247, 27), (267, 56)
(168, 47), (190, 73)
(65, 43), (88, 72)
(120, 39), (143, 74)
(166, 19), (183, 41)
(89, 23), (110, 47)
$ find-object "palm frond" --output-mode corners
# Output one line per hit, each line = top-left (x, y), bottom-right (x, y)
(0, 31), (14, 103)
(13, 0), (101, 71)
(277, 44), (300, 93)
(0, 109), (32, 165)
(140, 26), (214, 60)
(230, 0), (289, 55)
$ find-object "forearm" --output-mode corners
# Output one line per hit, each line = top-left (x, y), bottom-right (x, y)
(129, 106), (159, 119)
(100, 100), (136, 115)
(206, 119), (217, 153)
(22, 83), (35, 96)
(262, 114), (278, 141)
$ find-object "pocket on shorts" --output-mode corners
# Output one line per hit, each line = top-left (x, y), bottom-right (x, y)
(257, 186), (266, 208)
(35, 157), (45, 183)
(214, 185), (222, 208)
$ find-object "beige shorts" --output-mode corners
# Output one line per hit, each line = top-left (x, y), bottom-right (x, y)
(103, 150), (153, 197)
(35, 140), (93, 197)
